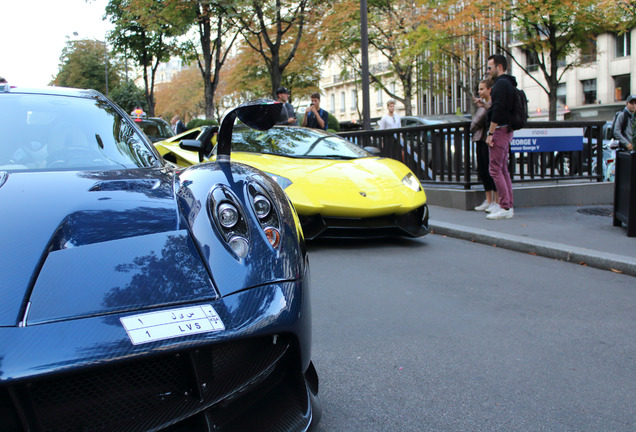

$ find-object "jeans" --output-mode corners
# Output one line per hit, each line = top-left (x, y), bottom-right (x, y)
(488, 128), (514, 210)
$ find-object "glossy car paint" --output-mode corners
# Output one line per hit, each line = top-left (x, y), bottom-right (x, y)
(0, 89), (319, 431)
(155, 126), (428, 239)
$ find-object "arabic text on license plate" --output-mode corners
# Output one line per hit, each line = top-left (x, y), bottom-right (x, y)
(120, 304), (225, 345)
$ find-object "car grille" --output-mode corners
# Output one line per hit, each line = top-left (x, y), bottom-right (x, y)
(2, 335), (310, 432)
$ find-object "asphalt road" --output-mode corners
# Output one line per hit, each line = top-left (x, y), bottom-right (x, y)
(308, 234), (636, 432)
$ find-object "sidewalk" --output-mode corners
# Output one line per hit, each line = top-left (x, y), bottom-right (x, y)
(428, 204), (636, 277)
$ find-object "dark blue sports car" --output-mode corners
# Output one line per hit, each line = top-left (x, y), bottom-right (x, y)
(0, 85), (320, 431)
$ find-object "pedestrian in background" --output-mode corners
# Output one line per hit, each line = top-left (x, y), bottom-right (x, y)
(485, 54), (516, 220)
(275, 87), (297, 125)
(302, 93), (329, 131)
(471, 78), (498, 212)
(171, 115), (187, 134)
(379, 100), (401, 130)
(613, 95), (636, 151)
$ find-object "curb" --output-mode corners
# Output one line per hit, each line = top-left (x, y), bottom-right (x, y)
(430, 221), (636, 277)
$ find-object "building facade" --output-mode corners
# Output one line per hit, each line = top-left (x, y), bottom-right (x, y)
(321, 29), (635, 124)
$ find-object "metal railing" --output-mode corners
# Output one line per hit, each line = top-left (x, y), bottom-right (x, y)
(338, 120), (606, 189)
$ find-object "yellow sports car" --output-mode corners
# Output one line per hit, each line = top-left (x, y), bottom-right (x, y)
(155, 125), (429, 240)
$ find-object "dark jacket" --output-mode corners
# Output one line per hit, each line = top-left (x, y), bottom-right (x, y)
(614, 108), (634, 149)
(276, 102), (297, 125)
(488, 74), (517, 128)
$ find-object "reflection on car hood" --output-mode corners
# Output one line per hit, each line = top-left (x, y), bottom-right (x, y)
(0, 168), (185, 326)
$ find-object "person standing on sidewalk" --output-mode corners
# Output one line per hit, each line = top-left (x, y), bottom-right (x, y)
(471, 78), (498, 212)
(379, 100), (401, 129)
(275, 87), (298, 125)
(302, 93), (329, 131)
(485, 54), (516, 220)
(613, 95), (636, 151)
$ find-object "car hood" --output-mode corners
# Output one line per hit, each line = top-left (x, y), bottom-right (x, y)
(0, 168), (214, 327)
(231, 153), (427, 217)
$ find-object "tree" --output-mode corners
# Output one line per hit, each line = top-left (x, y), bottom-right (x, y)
(52, 39), (121, 94)
(110, 80), (148, 113)
(216, 21), (323, 109)
(321, 0), (424, 116)
(501, 0), (633, 120)
(128, 0), (239, 119)
(154, 65), (205, 121)
(409, 0), (506, 115)
(106, 0), (191, 116)
(228, 0), (316, 97)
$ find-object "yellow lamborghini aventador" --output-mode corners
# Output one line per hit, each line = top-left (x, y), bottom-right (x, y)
(155, 125), (428, 240)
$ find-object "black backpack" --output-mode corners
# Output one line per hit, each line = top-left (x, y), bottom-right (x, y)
(609, 109), (629, 140)
(510, 87), (528, 130)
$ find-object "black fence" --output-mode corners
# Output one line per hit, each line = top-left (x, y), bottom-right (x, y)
(338, 120), (607, 190)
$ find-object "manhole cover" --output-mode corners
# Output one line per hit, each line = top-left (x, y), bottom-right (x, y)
(577, 207), (613, 217)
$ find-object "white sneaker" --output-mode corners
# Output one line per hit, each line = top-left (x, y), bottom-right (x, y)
(486, 207), (514, 220)
(474, 200), (491, 211)
(485, 203), (500, 213)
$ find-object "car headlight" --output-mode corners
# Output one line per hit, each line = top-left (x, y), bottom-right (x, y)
(264, 172), (292, 189)
(253, 194), (271, 219)
(402, 172), (422, 192)
(209, 186), (250, 258)
(218, 202), (240, 228)
(248, 181), (282, 249)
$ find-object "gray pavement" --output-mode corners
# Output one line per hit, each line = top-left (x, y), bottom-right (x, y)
(428, 204), (636, 277)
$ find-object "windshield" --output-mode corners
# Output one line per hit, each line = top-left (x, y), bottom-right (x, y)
(230, 126), (371, 159)
(0, 93), (159, 172)
(136, 119), (175, 142)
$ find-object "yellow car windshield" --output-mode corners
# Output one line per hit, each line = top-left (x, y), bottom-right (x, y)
(231, 126), (370, 159)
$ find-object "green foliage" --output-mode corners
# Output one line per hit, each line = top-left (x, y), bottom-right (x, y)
(109, 81), (148, 113)
(327, 113), (340, 132)
(186, 118), (219, 129)
(53, 39), (121, 94)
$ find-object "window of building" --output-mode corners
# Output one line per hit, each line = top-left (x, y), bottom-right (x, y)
(340, 92), (346, 112)
(557, 83), (567, 108)
(613, 74), (631, 102)
(350, 90), (357, 110)
(526, 50), (539, 72)
(581, 79), (597, 104)
(376, 88), (383, 107)
(580, 39), (597, 64)
(616, 32), (631, 58)
(330, 94), (335, 112)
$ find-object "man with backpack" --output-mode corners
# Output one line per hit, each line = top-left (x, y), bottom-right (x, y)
(613, 95), (636, 151)
(485, 54), (519, 220)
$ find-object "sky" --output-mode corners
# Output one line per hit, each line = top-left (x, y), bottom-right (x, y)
(1, 0), (112, 87)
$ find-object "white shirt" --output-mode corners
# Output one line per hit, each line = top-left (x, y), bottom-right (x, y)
(379, 113), (401, 130)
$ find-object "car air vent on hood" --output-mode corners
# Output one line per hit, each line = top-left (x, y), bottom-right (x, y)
(89, 179), (161, 192)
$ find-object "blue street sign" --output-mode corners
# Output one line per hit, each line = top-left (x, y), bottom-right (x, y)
(511, 128), (583, 153)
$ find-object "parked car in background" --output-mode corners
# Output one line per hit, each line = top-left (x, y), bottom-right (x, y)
(554, 121), (614, 180)
(0, 87), (320, 431)
(401, 114), (469, 128)
(156, 124), (429, 240)
(130, 109), (175, 143)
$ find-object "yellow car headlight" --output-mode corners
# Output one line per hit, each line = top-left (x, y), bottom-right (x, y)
(402, 172), (422, 192)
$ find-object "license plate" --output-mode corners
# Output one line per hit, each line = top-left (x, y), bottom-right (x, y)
(120, 304), (225, 345)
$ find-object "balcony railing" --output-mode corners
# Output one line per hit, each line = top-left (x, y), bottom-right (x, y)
(338, 120), (606, 190)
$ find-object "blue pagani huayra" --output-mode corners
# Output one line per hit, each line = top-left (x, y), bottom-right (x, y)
(0, 84), (320, 432)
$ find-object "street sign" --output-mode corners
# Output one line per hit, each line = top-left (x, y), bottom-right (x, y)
(511, 128), (583, 153)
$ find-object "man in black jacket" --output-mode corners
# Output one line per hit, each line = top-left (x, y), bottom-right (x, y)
(485, 54), (517, 220)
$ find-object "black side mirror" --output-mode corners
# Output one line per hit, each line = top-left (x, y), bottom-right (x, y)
(216, 100), (282, 161)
